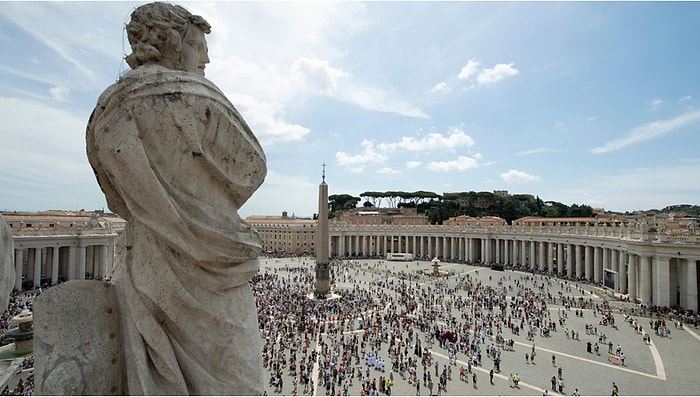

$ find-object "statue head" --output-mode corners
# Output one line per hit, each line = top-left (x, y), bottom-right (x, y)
(125, 2), (211, 75)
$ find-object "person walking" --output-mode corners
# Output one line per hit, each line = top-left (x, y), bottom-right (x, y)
(472, 372), (477, 389)
(552, 354), (556, 367)
(490, 369), (494, 385)
(612, 382), (619, 396)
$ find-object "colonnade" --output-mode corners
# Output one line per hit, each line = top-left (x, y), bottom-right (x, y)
(330, 230), (700, 311)
(12, 241), (113, 291)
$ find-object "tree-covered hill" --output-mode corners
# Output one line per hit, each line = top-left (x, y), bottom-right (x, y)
(327, 190), (594, 224)
(326, 190), (700, 224)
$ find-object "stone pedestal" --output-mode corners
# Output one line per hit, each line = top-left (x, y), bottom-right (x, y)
(34, 280), (123, 395)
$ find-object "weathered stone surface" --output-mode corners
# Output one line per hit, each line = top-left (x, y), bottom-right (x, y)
(0, 215), (16, 311)
(35, 2), (266, 395)
(34, 280), (122, 395)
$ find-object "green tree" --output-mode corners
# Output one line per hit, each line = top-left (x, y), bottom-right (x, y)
(328, 194), (360, 213)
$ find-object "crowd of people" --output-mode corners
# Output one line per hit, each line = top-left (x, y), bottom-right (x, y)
(251, 256), (669, 396)
(0, 253), (693, 395)
(0, 291), (39, 396)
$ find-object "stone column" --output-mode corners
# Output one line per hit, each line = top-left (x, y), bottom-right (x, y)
(465, 238), (471, 261)
(455, 236), (460, 260)
(479, 238), (488, 262)
(640, 255), (652, 304)
(505, 240), (511, 265)
(628, 254), (637, 302)
(51, 246), (60, 285)
(567, 243), (575, 275)
(687, 259), (698, 312)
(102, 244), (112, 279)
(593, 247), (602, 283)
(529, 241), (535, 267)
(33, 247), (42, 289)
(538, 241), (547, 270)
(14, 248), (23, 291)
(619, 250), (627, 294)
(655, 256), (670, 307)
(576, 245), (584, 278)
(458, 237), (464, 261)
(68, 245), (76, 280)
(585, 246), (593, 280)
(557, 243), (565, 274)
(493, 239), (499, 263)
(78, 244), (87, 280)
(602, 247), (610, 275)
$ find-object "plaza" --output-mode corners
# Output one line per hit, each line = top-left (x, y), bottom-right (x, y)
(257, 256), (700, 396)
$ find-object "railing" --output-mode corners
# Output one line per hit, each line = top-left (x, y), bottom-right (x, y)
(11, 222), (116, 237)
(327, 223), (699, 244)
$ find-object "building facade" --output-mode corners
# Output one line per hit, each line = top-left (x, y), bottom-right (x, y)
(2, 211), (122, 291)
(246, 212), (317, 255)
(248, 211), (700, 311)
(6, 209), (698, 310)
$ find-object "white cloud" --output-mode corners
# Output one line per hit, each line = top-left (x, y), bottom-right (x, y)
(49, 86), (70, 102)
(376, 167), (399, 174)
(337, 81), (429, 119)
(427, 156), (480, 172)
(198, 2), (426, 148)
(431, 81), (451, 93)
(377, 125), (475, 152)
(679, 95), (692, 103)
(335, 139), (387, 167)
(591, 109), (700, 154)
(405, 161), (422, 169)
(229, 93), (311, 144)
(554, 121), (566, 130)
(500, 169), (541, 183)
(458, 59), (479, 80)
(516, 148), (559, 156)
(476, 63), (519, 84)
(647, 98), (663, 110)
(290, 56), (348, 96)
(586, 116), (596, 123)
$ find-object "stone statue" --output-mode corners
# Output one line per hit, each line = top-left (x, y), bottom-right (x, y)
(0, 215), (16, 312)
(79, 2), (264, 394)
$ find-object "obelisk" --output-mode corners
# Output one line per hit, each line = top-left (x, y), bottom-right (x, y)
(314, 164), (331, 298)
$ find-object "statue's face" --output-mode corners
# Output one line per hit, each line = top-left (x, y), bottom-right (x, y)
(181, 24), (210, 76)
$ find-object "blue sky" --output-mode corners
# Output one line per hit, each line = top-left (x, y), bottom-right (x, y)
(1, 1), (700, 218)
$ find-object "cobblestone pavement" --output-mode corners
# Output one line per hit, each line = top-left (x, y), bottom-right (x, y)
(260, 257), (700, 396)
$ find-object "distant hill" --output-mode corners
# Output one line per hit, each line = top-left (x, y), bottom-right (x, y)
(636, 204), (700, 217)
(326, 190), (699, 224)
